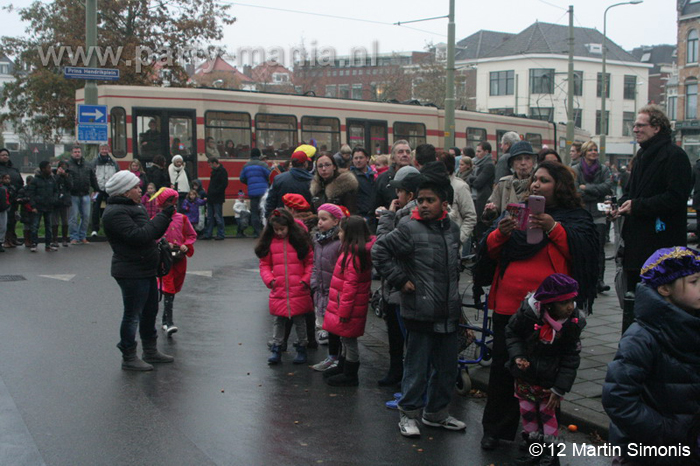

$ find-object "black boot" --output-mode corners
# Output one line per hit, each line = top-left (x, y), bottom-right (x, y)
(377, 354), (403, 386)
(514, 432), (541, 465)
(141, 339), (174, 364)
(323, 356), (345, 379)
(538, 434), (561, 466)
(162, 293), (178, 337)
(117, 343), (153, 371)
(326, 360), (360, 386)
(51, 225), (59, 248)
(61, 225), (69, 247)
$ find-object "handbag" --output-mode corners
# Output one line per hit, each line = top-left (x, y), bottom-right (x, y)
(156, 238), (173, 278)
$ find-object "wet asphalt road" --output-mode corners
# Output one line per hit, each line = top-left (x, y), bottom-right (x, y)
(0, 240), (612, 466)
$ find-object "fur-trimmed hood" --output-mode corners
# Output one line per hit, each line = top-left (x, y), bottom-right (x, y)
(311, 170), (359, 199)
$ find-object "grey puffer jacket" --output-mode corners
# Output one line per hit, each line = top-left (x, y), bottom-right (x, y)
(373, 212), (461, 331)
(602, 284), (700, 465)
(375, 200), (416, 305)
(310, 229), (342, 315)
(572, 162), (613, 220)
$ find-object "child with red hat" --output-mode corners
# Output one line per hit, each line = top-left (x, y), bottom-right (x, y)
(505, 273), (586, 466)
(282, 193), (317, 232)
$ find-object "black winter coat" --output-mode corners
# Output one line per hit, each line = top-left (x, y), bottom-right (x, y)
(147, 165), (170, 190)
(207, 165), (229, 204)
(264, 167), (313, 215)
(350, 166), (376, 216)
(505, 298), (585, 394)
(693, 159), (700, 211)
(620, 134), (692, 271)
(0, 160), (24, 191)
(467, 157), (495, 218)
(603, 284), (700, 465)
(66, 157), (98, 196)
(53, 170), (73, 207)
(373, 165), (398, 211)
(102, 196), (173, 278)
(27, 173), (58, 212)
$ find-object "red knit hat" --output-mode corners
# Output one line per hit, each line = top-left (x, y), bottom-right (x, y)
(282, 193), (310, 211)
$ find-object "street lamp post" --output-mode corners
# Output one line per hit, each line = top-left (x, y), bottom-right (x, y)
(600, 0), (643, 162)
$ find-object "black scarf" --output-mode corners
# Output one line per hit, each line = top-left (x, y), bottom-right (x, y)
(627, 133), (672, 200)
(483, 206), (599, 309)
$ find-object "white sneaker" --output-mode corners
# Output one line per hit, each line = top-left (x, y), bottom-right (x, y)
(399, 414), (421, 438)
(91, 231), (98, 237)
(162, 324), (169, 331)
(421, 415), (466, 431)
(311, 356), (338, 372)
(317, 330), (329, 345)
(166, 325), (178, 337)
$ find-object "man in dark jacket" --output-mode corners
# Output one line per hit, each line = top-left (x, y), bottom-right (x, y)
(240, 148), (270, 236)
(27, 161), (58, 252)
(103, 170), (176, 371)
(0, 147), (23, 248)
(264, 151), (313, 216)
(147, 154), (170, 190)
(493, 131), (519, 183)
(66, 146), (98, 244)
(349, 147), (376, 223)
(202, 157), (228, 240)
(616, 105), (693, 332)
(467, 141), (495, 244)
(373, 140), (412, 212)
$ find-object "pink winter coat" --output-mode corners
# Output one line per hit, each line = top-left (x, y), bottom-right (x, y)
(259, 236), (314, 318)
(323, 237), (376, 338)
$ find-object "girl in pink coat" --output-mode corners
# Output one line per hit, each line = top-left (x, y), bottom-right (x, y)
(322, 216), (376, 387)
(255, 209), (314, 365)
(153, 188), (198, 337)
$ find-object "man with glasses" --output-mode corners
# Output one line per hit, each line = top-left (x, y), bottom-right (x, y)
(614, 104), (692, 332)
(374, 140), (412, 212)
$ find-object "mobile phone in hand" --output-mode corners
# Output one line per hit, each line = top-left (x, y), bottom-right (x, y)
(527, 195), (545, 244)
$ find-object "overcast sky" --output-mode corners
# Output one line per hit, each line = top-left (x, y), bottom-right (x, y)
(3, 0), (677, 65)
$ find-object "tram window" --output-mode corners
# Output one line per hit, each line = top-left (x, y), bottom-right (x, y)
(525, 133), (543, 152)
(393, 122), (426, 150)
(496, 130), (508, 157)
(137, 116), (161, 161)
(301, 116), (340, 153)
(169, 116), (194, 159)
(255, 114), (298, 159)
(110, 107), (127, 158)
(466, 127), (487, 150)
(205, 111), (252, 159)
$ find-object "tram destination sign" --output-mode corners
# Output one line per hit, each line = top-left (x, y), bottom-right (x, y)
(64, 67), (120, 81)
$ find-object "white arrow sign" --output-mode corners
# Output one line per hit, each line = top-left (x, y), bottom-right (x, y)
(83, 109), (104, 121)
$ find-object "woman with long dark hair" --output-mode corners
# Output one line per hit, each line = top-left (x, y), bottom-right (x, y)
(310, 153), (358, 213)
(479, 160), (598, 451)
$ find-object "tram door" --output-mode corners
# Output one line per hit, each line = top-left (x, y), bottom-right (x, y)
(346, 119), (388, 154)
(133, 108), (197, 180)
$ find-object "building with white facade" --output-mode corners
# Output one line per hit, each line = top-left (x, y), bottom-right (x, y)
(458, 22), (650, 164)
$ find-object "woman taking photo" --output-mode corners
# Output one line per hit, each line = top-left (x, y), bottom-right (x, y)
(102, 171), (177, 371)
(573, 141), (614, 294)
(479, 160), (598, 451)
(310, 153), (358, 213)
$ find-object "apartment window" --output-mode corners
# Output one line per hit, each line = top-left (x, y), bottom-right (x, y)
(623, 112), (635, 137)
(624, 75), (637, 100)
(338, 84), (350, 99)
(489, 70), (514, 96)
(596, 110), (610, 135)
(529, 107), (553, 122)
(0, 64), (9, 75)
(687, 82), (698, 120)
(688, 29), (699, 64)
(573, 71), (583, 96)
(597, 73), (611, 98)
(352, 84), (363, 100)
(325, 85), (337, 97)
(668, 96), (677, 120)
(529, 68), (554, 94)
(572, 108), (582, 128)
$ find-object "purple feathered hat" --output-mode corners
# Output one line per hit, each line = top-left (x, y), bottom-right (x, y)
(534, 273), (579, 304)
(640, 246), (700, 288)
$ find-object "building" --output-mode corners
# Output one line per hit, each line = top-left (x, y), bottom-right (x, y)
(676, 0), (700, 162)
(629, 44), (676, 109)
(249, 62), (294, 93)
(0, 54), (20, 159)
(190, 56), (255, 91)
(457, 22), (650, 165)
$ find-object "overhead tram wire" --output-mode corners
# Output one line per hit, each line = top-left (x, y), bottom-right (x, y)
(223, 2), (446, 36)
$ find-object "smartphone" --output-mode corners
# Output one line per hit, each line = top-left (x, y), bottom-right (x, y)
(505, 203), (528, 230)
(527, 195), (546, 244)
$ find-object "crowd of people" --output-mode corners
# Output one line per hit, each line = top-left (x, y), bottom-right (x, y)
(3, 103), (699, 465)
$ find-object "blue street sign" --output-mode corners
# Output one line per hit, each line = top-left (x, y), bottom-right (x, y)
(77, 124), (109, 144)
(78, 105), (108, 124)
(64, 67), (120, 81)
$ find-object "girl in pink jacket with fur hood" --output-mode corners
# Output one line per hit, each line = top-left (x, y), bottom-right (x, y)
(256, 209), (314, 365)
(322, 216), (376, 387)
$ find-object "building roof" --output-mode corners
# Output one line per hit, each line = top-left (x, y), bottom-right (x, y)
(679, 0), (700, 16)
(455, 30), (514, 61)
(251, 62), (292, 83)
(193, 56), (253, 82)
(480, 21), (639, 63)
(629, 44), (675, 74)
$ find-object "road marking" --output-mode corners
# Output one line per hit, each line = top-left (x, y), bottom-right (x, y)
(39, 274), (76, 281)
(244, 268), (259, 273)
(187, 271), (212, 277)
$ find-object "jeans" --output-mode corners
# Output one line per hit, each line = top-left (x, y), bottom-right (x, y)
(69, 195), (90, 241)
(31, 210), (52, 246)
(205, 202), (225, 239)
(91, 191), (109, 233)
(115, 277), (159, 350)
(398, 330), (458, 420)
(249, 195), (262, 235)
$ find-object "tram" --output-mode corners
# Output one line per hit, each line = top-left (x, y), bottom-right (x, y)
(76, 85), (589, 213)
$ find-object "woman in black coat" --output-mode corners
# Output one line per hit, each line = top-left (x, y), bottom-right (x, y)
(102, 171), (176, 371)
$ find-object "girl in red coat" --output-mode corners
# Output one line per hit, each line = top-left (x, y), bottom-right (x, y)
(154, 188), (198, 337)
(322, 216), (376, 386)
(256, 209), (314, 365)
